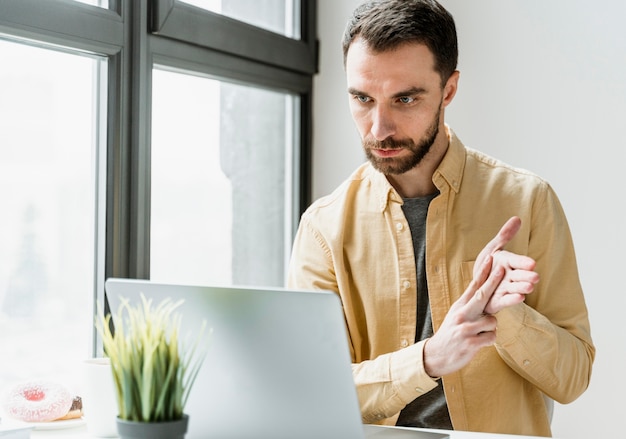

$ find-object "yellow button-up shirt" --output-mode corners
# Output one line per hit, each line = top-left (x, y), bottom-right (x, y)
(287, 128), (595, 437)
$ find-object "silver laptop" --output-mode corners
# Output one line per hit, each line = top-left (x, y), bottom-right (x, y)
(105, 279), (448, 439)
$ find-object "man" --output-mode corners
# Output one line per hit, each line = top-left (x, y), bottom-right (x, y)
(287, 0), (594, 436)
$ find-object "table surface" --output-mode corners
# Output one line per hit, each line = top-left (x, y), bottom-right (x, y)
(25, 422), (553, 439)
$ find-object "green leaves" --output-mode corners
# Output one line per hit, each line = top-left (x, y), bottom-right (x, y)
(96, 294), (210, 423)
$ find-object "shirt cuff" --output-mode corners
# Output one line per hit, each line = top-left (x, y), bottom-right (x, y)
(495, 302), (527, 345)
(390, 339), (439, 404)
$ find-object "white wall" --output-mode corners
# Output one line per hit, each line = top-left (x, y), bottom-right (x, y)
(313, 1), (626, 438)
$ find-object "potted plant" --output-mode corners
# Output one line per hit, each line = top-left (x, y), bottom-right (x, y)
(96, 294), (209, 439)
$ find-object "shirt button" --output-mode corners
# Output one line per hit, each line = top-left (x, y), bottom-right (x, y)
(523, 359), (531, 367)
(415, 387), (423, 393)
(403, 280), (411, 289)
(400, 339), (409, 348)
(396, 222), (404, 231)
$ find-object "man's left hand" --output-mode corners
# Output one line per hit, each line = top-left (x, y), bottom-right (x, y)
(473, 217), (540, 315)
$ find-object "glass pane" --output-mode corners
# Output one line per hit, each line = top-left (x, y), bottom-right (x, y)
(151, 68), (297, 288)
(180, 0), (300, 39)
(0, 40), (101, 389)
(73, 0), (109, 7)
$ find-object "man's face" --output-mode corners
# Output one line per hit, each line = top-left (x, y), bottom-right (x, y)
(345, 39), (451, 175)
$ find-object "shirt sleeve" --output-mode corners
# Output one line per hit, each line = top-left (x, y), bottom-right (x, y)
(287, 214), (439, 423)
(352, 340), (439, 423)
(494, 183), (595, 404)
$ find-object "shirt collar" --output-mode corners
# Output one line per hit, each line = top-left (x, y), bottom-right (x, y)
(433, 126), (465, 194)
(362, 164), (400, 212)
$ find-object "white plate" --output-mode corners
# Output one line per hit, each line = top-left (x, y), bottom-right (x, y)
(31, 418), (86, 430)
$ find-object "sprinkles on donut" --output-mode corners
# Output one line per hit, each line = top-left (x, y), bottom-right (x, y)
(3, 380), (76, 423)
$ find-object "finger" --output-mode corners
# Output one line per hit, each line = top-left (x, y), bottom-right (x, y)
(483, 216), (522, 256)
(501, 271), (539, 292)
(495, 280), (536, 296)
(494, 250), (537, 272)
(500, 270), (540, 287)
(474, 217), (522, 278)
(475, 330), (497, 347)
(509, 266), (540, 281)
(484, 292), (526, 315)
(467, 314), (497, 335)
(470, 315), (498, 346)
(475, 314), (498, 334)
(458, 254), (493, 306)
(467, 265), (505, 315)
(494, 292), (527, 307)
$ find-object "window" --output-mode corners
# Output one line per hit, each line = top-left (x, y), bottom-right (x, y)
(73, 0), (109, 7)
(151, 69), (298, 287)
(0, 0), (315, 388)
(0, 39), (105, 384)
(180, 0), (300, 38)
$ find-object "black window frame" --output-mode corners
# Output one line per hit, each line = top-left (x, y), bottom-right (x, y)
(0, 0), (316, 353)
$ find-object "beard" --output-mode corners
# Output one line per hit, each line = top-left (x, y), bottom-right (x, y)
(363, 111), (440, 175)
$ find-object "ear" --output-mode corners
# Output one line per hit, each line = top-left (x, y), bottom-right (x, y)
(442, 70), (460, 107)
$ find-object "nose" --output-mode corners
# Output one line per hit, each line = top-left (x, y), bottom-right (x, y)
(370, 105), (396, 141)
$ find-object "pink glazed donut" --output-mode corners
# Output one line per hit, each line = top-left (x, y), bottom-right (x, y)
(4, 380), (73, 422)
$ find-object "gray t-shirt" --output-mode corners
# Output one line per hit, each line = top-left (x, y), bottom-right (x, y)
(396, 194), (452, 430)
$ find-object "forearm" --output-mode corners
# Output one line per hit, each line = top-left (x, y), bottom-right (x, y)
(353, 340), (438, 423)
(494, 302), (595, 403)
(492, 182), (595, 403)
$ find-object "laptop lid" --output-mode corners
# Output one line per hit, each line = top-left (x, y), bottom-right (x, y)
(104, 278), (365, 439)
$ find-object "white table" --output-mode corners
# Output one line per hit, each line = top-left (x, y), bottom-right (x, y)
(28, 423), (553, 439)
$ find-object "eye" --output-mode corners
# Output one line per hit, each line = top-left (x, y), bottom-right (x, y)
(398, 96), (415, 104)
(353, 94), (371, 104)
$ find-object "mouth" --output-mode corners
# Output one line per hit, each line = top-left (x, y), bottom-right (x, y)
(372, 148), (404, 158)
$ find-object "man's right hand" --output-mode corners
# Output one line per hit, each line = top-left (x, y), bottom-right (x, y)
(423, 252), (504, 378)
(423, 216), (538, 378)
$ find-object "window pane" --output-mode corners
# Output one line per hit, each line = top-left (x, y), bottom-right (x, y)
(0, 40), (101, 387)
(180, 0), (300, 39)
(151, 68), (297, 288)
(73, 0), (109, 7)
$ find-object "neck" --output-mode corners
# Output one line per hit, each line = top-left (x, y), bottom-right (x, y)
(386, 168), (438, 198)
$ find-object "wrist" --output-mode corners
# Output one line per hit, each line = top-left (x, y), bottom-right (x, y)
(423, 338), (441, 381)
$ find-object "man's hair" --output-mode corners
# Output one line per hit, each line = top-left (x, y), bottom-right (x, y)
(342, 0), (458, 86)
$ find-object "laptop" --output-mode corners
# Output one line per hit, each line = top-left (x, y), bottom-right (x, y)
(105, 279), (449, 439)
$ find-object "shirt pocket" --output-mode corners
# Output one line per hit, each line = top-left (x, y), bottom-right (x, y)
(461, 260), (475, 290)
